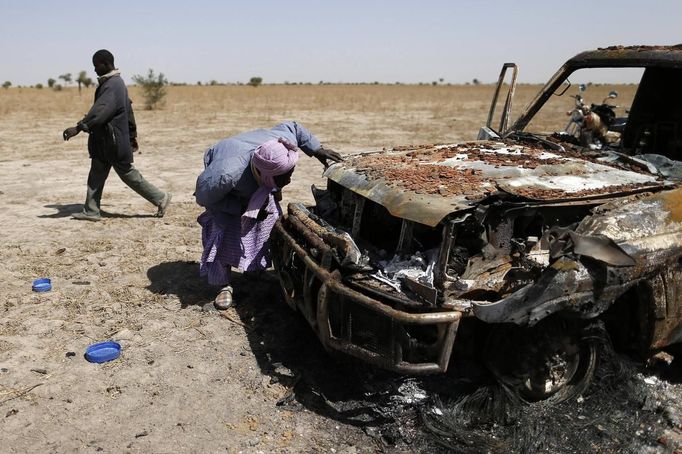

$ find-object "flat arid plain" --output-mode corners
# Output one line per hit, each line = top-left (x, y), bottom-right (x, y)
(2, 84), (681, 453)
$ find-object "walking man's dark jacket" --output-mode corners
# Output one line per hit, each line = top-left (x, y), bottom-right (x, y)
(78, 72), (136, 164)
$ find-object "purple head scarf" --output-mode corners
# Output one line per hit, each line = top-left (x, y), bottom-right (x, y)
(243, 138), (299, 219)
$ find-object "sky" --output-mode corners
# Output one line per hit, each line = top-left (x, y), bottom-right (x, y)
(1, 0), (681, 86)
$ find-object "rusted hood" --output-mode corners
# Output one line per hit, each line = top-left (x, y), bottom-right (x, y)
(325, 141), (666, 227)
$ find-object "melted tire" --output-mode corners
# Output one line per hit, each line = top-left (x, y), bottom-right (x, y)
(484, 317), (601, 404)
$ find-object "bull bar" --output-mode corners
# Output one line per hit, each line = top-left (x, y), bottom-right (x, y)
(271, 203), (462, 374)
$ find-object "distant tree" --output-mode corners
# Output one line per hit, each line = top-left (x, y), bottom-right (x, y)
(439, 78), (444, 84)
(59, 73), (72, 87)
(132, 69), (168, 110)
(54, 84), (63, 91)
(47, 78), (56, 88)
(76, 70), (89, 94)
(432, 81), (438, 86)
(35, 83), (43, 89)
(2, 81), (11, 89)
(472, 78), (481, 85)
(83, 77), (93, 88)
(248, 77), (263, 87)
(197, 81), (202, 86)
(209, 80), (218, 86)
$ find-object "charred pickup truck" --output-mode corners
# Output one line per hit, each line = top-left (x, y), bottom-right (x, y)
(271, 46), (682, 402)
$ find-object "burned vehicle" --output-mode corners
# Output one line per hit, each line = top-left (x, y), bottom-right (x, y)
(271, 46), (682, 402)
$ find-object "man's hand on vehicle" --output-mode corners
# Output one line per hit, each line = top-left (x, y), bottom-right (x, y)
(313, 147), (343, 168)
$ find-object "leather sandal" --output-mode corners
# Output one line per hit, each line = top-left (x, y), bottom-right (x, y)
(214, 286), (233, 310)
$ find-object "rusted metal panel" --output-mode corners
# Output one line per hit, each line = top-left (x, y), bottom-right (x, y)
(472, 186), (682, 327)
(644, 267), (682, 349)
(324, 158), (472, 228)
(471, 256), (636, 326)
(577, 187), (682, 247)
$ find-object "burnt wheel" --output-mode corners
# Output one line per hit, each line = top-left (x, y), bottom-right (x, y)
(484, 317), (600, 403)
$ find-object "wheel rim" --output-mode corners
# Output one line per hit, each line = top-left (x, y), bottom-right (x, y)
(485, 318), (598, 402)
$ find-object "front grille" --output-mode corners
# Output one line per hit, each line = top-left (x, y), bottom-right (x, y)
(328, 294), (396, 360)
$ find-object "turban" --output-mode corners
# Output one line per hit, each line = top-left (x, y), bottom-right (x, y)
(243, 139), (299, 219)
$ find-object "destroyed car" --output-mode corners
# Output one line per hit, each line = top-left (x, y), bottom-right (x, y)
(271, 46), (682, 402)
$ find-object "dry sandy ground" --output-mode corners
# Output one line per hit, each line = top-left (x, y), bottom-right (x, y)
(0, 84), (496, 453)
(1, 83), (675, 453)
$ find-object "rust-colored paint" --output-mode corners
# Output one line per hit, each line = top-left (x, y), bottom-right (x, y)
(551, 259), (581, 272)
(657, 188), (682, 224)
(639, 266), (682, 350)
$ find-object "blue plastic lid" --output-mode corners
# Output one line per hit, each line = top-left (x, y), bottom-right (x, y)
(32, 278), (52, 292)
(85, 341), (121, 363)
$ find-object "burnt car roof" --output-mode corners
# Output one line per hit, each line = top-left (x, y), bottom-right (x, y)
(511, 45), (682, 133)
(565, 45), (682, 69)
(324, 141), (667, 227)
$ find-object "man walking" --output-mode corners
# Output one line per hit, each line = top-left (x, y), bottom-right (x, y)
(63, 49), (171, 221)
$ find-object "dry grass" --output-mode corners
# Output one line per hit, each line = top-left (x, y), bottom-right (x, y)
(0, 84), (504, 152)
(0, 83), (637, 155)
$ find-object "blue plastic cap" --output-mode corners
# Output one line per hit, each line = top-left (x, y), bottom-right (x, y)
(32, 278), (52, 292)
(85, 341), (121, 363)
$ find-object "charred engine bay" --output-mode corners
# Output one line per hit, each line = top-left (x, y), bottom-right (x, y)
(316, 176), (607, 307)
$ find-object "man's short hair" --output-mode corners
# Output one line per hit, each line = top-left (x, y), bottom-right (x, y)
(92, 49), (115, 66)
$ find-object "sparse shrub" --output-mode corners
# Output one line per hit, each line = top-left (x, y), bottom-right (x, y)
(54, 84), (63, 91)
(76, 71), (93, 93)
(248, 77), (263, 87)
(132, 69), (168, 110)
(35, 83), (43, 89)
(59, 73), (72, 86)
